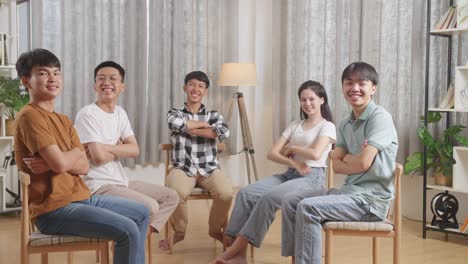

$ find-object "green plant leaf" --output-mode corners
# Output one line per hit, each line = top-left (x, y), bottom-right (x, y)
(454, 134), (468, 146)
(417, 127), (437, 148)
(0, 76), (29, 118)
(426, 112), (442, 124)
(404, 152), (423, 175)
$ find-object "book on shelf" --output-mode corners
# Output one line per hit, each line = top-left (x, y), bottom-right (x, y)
(438, 83), (455, 109)
(436, 6), (456, 29)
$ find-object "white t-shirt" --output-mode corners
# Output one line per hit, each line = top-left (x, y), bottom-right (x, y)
(74, 103), (135, 193)
(281, 119), (336, 167)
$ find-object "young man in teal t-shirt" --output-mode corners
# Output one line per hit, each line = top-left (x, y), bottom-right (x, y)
(281, 62), (398, 264)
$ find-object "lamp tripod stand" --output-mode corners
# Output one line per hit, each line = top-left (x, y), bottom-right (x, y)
(226, 92), (258, 184)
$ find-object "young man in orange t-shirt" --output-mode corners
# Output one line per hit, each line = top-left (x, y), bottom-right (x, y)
(14, 48), (149, 264)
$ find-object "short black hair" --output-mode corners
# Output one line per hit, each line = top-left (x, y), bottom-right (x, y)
(341, 62), (378, 86)
(16, 48), (61, 78)
(184, 71), (210, 88)
(94, 61), (125, 82)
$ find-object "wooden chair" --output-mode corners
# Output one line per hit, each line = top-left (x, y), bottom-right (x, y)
(323, 163), (402, 264)
(19, 171), (110, 264)
(160, 143), (229, 253)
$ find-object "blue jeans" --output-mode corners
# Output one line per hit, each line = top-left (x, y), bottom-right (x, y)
(281, 188), (381, 264)
(35, 195), (150, 264)
(225, 167), (325, 247)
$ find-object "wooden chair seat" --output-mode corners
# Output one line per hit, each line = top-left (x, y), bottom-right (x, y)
(323, 220), (394, 232)
(29, 232), (108, 247)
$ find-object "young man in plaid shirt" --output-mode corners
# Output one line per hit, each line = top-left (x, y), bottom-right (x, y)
(166, 71), (233, 246)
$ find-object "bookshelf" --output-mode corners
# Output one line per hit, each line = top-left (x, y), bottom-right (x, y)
(422, 0), (468, 239)
(0, 0), (20, 214)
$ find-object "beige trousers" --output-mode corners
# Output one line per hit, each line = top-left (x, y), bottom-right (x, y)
(165, 168), (233, 239)
(95, 180), (179, 232)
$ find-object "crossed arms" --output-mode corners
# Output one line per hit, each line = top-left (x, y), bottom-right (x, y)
(267, 135), (334, 176)
(84, 135), (139, 166)
(330, 143), (378, 175)
(23, 145), (89, 175)
(167, 108), (230, 141)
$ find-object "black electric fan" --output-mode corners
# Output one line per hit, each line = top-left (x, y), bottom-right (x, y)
(431, 192), (459, 230)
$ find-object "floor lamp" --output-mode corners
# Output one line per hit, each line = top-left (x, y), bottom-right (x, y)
(218, 63), (258, 184)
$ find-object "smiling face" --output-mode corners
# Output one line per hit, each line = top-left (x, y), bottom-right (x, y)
(183, 78), (208, 104)
(22, 66), (62, 101)
(94, 67), (125, 103)
(300, 88), (324, 118)
(342, 75), (376, 109)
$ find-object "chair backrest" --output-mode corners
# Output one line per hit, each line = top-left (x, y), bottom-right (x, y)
(19, 171), (31, 256)
(327, 161), (403, 224)
(159, 143), (225, 177)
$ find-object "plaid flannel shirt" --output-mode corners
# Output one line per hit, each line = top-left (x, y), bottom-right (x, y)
(167, 103), (230, 177)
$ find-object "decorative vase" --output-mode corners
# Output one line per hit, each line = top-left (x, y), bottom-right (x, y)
(5, 119), (15, 136)
(434, 171), (452, 186)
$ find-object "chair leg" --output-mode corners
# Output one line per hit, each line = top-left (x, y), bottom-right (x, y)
(41, 253), (48, 264)
(21, 250), (29, 264)
(393, 235), (400, 264)
(95, 250), (100, 263)
(101, 243), (110, 264)
(165, 221), (174, 254)
(373, 237), (379, 264)
(68, 252), (74, 264)
(325, 230), (332, 264)
(250, 244), (255, 258)
(147, 232), (153, 264)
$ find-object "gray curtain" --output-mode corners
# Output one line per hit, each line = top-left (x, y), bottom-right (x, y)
(273, 0), (468, 163)
(30, 0), (236, 165)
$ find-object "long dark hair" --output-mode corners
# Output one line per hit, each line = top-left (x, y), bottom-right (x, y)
(297, 80), (333, 122)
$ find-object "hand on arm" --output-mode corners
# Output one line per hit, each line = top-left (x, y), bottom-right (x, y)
(267, 136), (311, 176)
(186, 120), (211, 131)
(331, 144), (378, 175)
(23, 155), (51, 174)
(187, 127), (218, 139)
(287, 136), (335, 161)
(35, 145), (89, 175)
(86, 135), (140, 166)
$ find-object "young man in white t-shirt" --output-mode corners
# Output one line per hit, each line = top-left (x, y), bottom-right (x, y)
(75, 61), (179, 249)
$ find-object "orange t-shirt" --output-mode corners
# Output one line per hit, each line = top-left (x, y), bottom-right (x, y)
(14, 103), (91, 220)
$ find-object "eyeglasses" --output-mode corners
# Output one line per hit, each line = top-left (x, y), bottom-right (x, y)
(187, 81), (207, 89)
(95, 75), (122, 84)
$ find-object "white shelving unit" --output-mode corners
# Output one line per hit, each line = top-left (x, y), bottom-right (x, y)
(0, 0), (20, 214)
(422, 0), (468, 238)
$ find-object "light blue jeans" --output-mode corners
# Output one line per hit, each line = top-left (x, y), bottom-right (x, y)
(35, 195), (150, 264)
(281, 188), (381, 264)
(225, 167), (325, 247)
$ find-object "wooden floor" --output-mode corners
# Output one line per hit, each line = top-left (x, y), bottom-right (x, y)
(2, 199), (468, 264)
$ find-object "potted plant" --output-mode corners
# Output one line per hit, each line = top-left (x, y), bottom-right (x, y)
(0, 76), (29, 136)
(405, 112), (468, 186)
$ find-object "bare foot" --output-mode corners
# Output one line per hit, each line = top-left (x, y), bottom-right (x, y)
(221, 254), (247, 264)
(208, 257), (228, 264)
(158, 239), (170, 251)
(209, 231), (224, 243)
(158, 233), (185, 251)
(223, 234), (235, 248)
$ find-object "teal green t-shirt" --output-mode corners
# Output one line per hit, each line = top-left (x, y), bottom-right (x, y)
(336, 100), (398, 220)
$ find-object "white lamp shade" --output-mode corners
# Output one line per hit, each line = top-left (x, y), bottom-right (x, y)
(218, 63), (257, 86)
